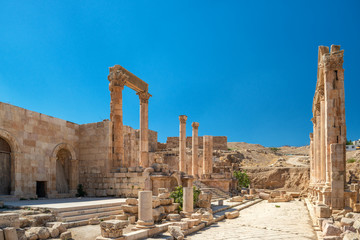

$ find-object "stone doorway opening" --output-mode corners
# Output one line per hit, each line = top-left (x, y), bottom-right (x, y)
(0, 137), (11, 195)
(36, 181), (47, 198)
(56, 149), (72, 194)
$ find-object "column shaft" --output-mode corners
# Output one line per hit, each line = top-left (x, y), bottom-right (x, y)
(179, 115), (187, 172)
(203, 135), (213, 174)
(138, 91), (151, 168)
(191, 122), (199, 177)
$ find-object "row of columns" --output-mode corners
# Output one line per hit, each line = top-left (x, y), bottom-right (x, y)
(310, 45), (346, 209)
(108, 66), (151, 169)
(178, 115), (213, 177)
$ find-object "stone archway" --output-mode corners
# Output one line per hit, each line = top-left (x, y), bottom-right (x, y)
(50, 143), (78, 196)
(0, 129), (21, 196)
(0, 137), (11, 195)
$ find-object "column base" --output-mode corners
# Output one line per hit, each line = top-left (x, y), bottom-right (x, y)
(134, 220), (155, 229)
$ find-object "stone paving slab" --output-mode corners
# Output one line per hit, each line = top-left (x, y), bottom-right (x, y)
(186, 200), (316, 240)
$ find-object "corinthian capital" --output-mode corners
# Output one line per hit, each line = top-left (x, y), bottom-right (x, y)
(192, 122), (199, 129)
(108, 65), (128, 91)
(179, 115), (187, 124)
(137, 91), (152, 103)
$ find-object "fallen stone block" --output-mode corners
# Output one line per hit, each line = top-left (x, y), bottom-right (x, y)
(0, 229), (3, 240)
(122, 205), (138, 214)
(126, 198), (138, 206)
(28, 214), (55, 227)
(342, 231), (359, 240)
(0, 213), (20, 228)
(60, 231), (72, 240)
(153, 206), (165, 222)
(152, 197), (161, 208)
(172, 221), (188, 230)
(225, 211), (239, 219)
(201, 212), (213, 221)
(49, 227), (59, 238)
(323, 223), (342, 237)
(160, 198), (172, 206)
(16, 228), (26, 240)
(158, 188), (168, 194)
(27, 227), (50, 240)
(163, 204), (176, 213)
(100, 220), (129, 238)
(158, 193), (171, 199)
(115, 215), (128, 220)
(230, 196), (243, 202)
(341, 217), (355, 227)
(19, 217), (32, 228)
(316, 205), (332, 218)
(89, 217), (100, 225)
(4, 227), (17, 240)
(259, 192), (270, 200)
(168, 226), (184, 240)
(167, 214), (181, 222)
(128, 216), (136, 224)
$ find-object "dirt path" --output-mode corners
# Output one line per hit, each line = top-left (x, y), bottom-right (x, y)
(286, 155), (309, 167)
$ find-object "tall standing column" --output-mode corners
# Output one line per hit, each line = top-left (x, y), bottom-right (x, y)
(320, 97), (326, 184)
(316, 112), (321, 184)
(137, 91), (151, 168)
(203, 135), (213, 174)
(179, 115), (187, 172)
(108, 66), (127, 168)
(191, 122), (199, 177)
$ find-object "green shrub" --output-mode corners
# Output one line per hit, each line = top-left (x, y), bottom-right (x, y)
(76, 184), (87, 197)
(170, 185), (201, 211)
(269, 147), (280, 153)
(347, 158), (356, 163)
(233, 169), (250, 189)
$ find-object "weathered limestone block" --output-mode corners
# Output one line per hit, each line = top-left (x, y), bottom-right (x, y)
(52, 222), (67, 234)
(16, 228), (26, 240)
(100, 220), (129, 238)
(158, 188), (168, 194)
(60, 231), (72, 240)
(158, 192), (171, 199)
(181, 218), (195, 228)
(28, 214), (55, 227)
(323, 223), (342, 237)
(168, 226), (184, 240)
(19, 217), (31, 228)
(160, 198), (172, 206)
(353, 204), (360, 213)
(0, 213), (20, 228)
(342, 231), (359, 240)
(115, 215), (128, 220)
(4, 227), (17, 240)
(230, 196), (243, 202)
(89, 217), (100, 225)
(27, 227), (50, 240)
(353, 220), (360, 230)
(25, 230), (38, 240)
(122, 205), (138, 214)
(163, 204), (177, 213)
(152, 197), (161, 208)
(0, 229), (3, 240)
(167, 214), (181, 222)
(49, 227), (59, 238)
(128, 216), (136, 224)
(225, 211), (239, 219)
(259, 192), (270, 200)
(126, 198), (138, 206)
(201, 212), (213, 221)
(244, 195), (254, 200)
(197, 192), (212, 208)
(341, 217), (355, 227)
(191, 213), (202, 220)
(172, 221), (188, 230)
(316, 205), (332, 218)
(153, 206), (165, 222)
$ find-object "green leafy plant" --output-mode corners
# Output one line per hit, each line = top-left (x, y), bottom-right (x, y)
(170, 185), (201, 211)
(347, 139), (354, 145)
(275, 205), (280, 208)
(76, 184), (87, 197)
(347, 158), (356, 163)
(233, 169), (250, 189)
(269, 147), (280, 153)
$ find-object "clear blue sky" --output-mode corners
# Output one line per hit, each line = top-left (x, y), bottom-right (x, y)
(0, 0), (359, 147)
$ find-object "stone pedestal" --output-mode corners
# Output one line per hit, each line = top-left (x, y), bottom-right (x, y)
(179, 115), (187, 173)
(183, 187), (193, 215)
(136, 191), (154, 228)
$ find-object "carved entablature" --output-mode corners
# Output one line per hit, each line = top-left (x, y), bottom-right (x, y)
(108, 66), (128, 91)
(179, 115), (188, 124)
(318, 86), (325, 101)
(309, 132), (313, 140)
(191, 122), (199, 129)
(137, 91), (152, 104)
(315, 103), (321, 114)
(311, 117), (316, 125)
(322, 51), (344, 71)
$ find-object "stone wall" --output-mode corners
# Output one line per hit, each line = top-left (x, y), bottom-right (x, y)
(165, 136), (227, 150)
(0, 102), (79, 198)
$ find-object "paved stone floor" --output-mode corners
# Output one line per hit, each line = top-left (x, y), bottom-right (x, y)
(187, 200), (316, 240)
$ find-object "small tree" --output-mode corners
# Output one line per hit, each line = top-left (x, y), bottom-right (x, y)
(233, 169), (250, 190)
(170, 185), (201, 210)
(346, 139), (354, 145)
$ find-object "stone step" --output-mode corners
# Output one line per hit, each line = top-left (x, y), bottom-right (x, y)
(57, 205), (121, 217)
(52, 201), (124, 214)
(60, 209), (124, 222)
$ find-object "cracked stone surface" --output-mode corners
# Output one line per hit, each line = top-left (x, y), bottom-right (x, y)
(186, 200), (316, 240)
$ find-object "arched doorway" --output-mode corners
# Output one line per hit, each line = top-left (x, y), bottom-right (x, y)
(56, 149), (72, 194)
(0, 137), (11, 195)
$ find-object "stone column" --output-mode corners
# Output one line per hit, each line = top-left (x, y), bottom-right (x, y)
(309, 133), (314, 184)
(203, 135), (213, 174)
(108, 66), (127, 168)
(136, 191), (154, 228)
(191, 122), (199, 177)
(316, 111), (321, 184)
(320, 98), (326, 184)
(179, 115), (187, 173)
(137, 91), (151, 168)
